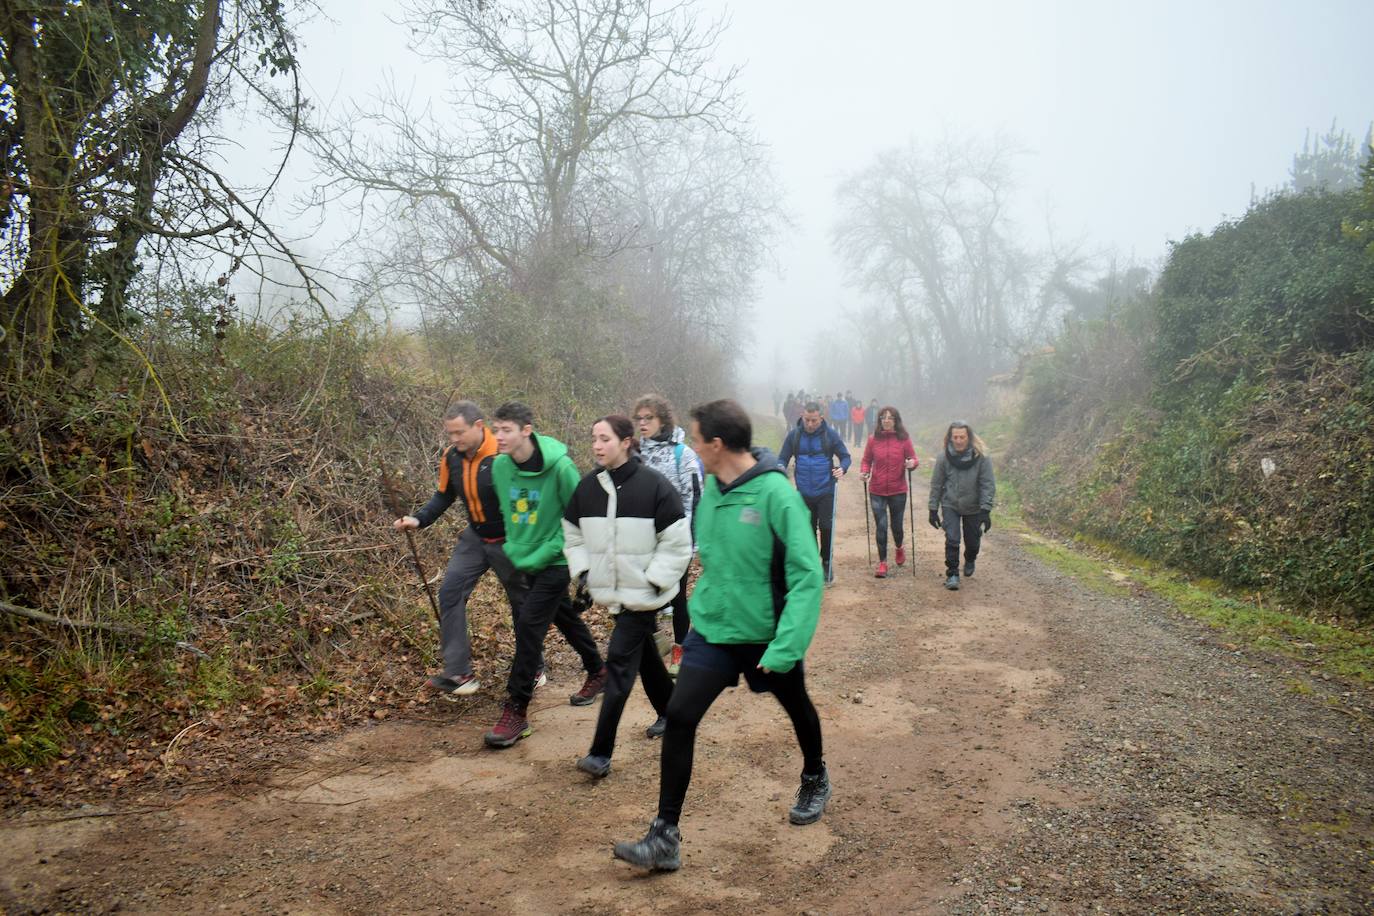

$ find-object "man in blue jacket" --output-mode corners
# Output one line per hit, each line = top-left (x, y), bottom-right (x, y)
(778, 402), (851, 585)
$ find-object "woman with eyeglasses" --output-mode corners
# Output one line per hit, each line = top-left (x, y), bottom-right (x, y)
(859, 406), (918, 578)
(633, 395), (704, 694)
(927, 421), (996, 590)
(563, 415), (690, 777)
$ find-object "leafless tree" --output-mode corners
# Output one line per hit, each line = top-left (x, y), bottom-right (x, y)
(833, 135), (1037, 409)
(309, 0), (743, 292)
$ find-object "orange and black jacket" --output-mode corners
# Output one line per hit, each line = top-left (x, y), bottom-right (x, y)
(412, 427), (505, 540)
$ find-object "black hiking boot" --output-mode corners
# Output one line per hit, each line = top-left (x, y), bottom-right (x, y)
(963, 561), (975, 578)
(944, 573), (960, 590)
(789, 769), (833, 825)
(645, 715), (667, 739)
(576, 753), (611, 778)
(613, 818), (681, 871)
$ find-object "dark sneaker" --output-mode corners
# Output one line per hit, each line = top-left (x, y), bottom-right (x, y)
(577, 754), (611, 778)
(963, 561), (975, 578)
(482, 701), (530, 749)
(570, 666), (608, 706)
(944, 574), (960, 590)
(645, 716), (667, 739)
(613, 818), (681, 871)
(427, 673), (479, 697)
(789, 769), (832, 825)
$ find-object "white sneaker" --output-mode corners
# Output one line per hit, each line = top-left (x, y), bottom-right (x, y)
(533, 669), (548, 689)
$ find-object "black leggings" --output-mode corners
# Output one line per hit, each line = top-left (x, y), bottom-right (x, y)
(869, 492), (907, 562)
(669, 570), (691, 645)
(656, 663), (824, 825)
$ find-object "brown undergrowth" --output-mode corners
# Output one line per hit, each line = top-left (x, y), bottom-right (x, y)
(0, 319), (612, 807)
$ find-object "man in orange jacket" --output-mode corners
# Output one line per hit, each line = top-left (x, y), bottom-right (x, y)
(394, 401), (528, 698)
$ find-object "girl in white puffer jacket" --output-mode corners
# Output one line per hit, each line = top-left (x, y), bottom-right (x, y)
(564, 415), (692, 778)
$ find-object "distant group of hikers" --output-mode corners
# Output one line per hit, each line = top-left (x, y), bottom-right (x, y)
(778, 388), (878, 447)
(392, 392), (994, 872)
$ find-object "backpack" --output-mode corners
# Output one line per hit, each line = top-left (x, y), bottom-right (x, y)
(786, 424), (839, 464)
(674, 442), (704, 514)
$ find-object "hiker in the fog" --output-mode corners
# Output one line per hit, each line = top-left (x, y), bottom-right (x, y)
(828, 392), (850, 441)
(927, 421), (995, 591)
(634, 394), (703, 679)
(394, 401), (529, 699)
(784, 391), (803, 428)
(849, 398), (867, 447)
(777, 402), (851, 585)
(483, 402), (608, 749)
(866, 397), (879, 442)
(613, 399), (830, 873)
(564, 415), (691, 779)
(860, 406), (918, 579)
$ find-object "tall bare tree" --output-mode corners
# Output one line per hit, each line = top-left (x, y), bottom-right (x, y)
(833, 135), (1036, 409)
(310, 0), (741, 288)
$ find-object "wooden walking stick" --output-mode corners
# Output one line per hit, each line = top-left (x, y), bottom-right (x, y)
(380, 467), (442, 623)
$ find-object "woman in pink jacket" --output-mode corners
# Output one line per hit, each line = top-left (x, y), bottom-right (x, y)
(859, 406), (918, 578)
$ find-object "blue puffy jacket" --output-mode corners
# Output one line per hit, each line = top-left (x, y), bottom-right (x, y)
(778, 420), (852, 497)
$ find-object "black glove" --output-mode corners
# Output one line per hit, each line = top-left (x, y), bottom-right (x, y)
(571, 573), (592, 613)
(928, 509), (941, 529)
(979, 510), (992, 533)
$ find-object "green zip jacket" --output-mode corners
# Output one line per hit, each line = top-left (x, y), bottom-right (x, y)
(689, 448), (824, 673)
(490, 433), (581, 573)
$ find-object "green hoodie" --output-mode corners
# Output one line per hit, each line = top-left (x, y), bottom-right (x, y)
(490, 432), (581, 573)
(688, 447), (824, 673)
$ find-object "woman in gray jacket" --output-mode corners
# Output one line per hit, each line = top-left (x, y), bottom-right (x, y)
(564, 415), (693, 777)
(927, 421), (995, 590)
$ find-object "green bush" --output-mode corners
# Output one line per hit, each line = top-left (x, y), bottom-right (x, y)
(1010, 184), (1374, 620)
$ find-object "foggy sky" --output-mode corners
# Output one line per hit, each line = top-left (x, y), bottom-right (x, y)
(240, 0), (1374, 385)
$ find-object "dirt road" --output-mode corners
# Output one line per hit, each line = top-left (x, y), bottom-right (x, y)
(3, 469), (1371, 913)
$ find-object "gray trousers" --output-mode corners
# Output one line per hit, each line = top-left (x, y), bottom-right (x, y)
(438, 526), (527, 678)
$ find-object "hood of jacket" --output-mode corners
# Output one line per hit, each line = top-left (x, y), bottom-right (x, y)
(718, 447), (783, 494)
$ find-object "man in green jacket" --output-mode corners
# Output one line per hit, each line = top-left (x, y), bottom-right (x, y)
(483, 402), (607, 749)
(614, 399), (830, 872)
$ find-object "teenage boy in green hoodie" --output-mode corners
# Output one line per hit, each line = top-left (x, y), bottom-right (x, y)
(483, 402), (607, 748)
(613, 399), (830, 872)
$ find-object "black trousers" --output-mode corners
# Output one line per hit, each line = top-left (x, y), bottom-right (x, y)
(801, 490), (835, 579)
(505, 565), (602, 705)
(656, 660), (824, 825)
(942, 511), (983, 575)
(589, 609), (674, 758)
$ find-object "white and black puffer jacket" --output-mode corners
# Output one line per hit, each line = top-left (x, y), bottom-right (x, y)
(561, 457), (693, 614)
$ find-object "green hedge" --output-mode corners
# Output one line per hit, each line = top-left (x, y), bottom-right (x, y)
(1010, 184), (1374, 619)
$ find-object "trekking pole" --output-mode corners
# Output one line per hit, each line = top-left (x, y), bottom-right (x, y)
(907, 468), (917, 578)
(828, 473), (839, 582)
(862, 477), (872, 566)
(380, 466), (442, 623)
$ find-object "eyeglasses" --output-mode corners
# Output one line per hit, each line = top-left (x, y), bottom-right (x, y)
(634, 415), (656, 424)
